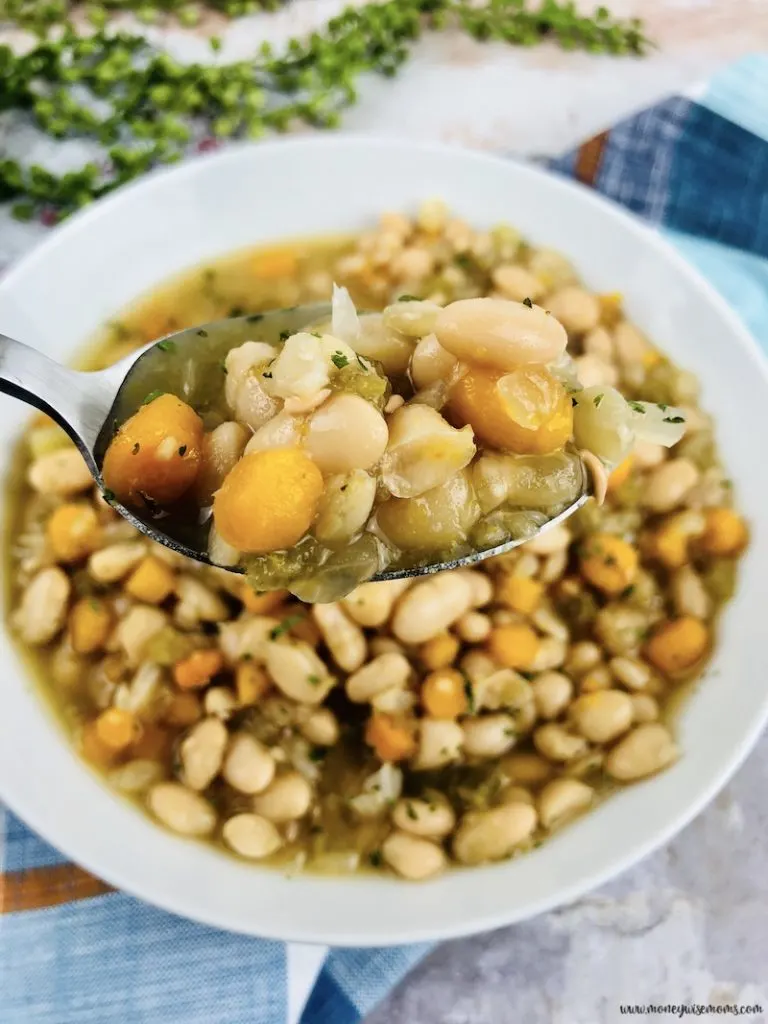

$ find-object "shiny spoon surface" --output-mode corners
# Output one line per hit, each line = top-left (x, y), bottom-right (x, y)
(0, 305), (590, 583)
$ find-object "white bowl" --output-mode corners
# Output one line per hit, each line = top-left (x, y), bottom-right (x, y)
(1, 137), (767, 947)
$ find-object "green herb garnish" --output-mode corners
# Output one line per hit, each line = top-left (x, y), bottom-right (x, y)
(522, 296), (533, 309)
(156, 339), (176, 352)
(463, 677), (475, 714)
(331, 351), (349, 369)
(628, 401), (646, 413)
(663, 415), (685, 424)
(368, 850), (383, 868)
(269, 614), (303, 640)
(178, 444), (187, 456)
(593, 393), (603, 408)
(141, 389), (164, 406)
(397, 294), (420, 302)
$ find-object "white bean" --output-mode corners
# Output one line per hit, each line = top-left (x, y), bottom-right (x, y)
(410, 333), (458, 390)
(538, 778), (593, 829)
(195, 421), (249, 503)
(298, 708), (339, 746)
(413, 718), (464, 770)
(305, 394), (388, 474)
(671, 566), (711, 620)
(204, 686), (238, 720)
(462, 713), (517, 758)
(380, 404), (476, 499)
(382, 831), (446, 880)
(609, 657), (651, 691)
(175, 576), (228, 627)
(579, 665), (613, 693)
(533, 671), (573, 720)
(371, 687), (416, 715)
(178, 716), (228, 791)
(147, 782), (216, 836)
(312, 603), (366, 672)
(530, 636), (567, 672)
(253, 771), (313, 822)
(222, 733), (276, 794)
(583, 326), (615, 362)
(224, 341), (280, 429)
(346, 652), (411, 702)
(524, 525), (571, 555)
(223, 813), (282, 859)
(115, 605), (167, 665)
(88, 541), (146, 583)
(435, 298), (567, 371)
(263, 640), (335, 704)
(455, 612), (491, 643)
(574, 354), (618, 389)
(491, 264), (544, 303)
(15, 566), (70, 645)
(383, 300), (441, 338)
(108, 759), (163, 794)
(342, 579), (411, 627)
(642, 459), (700, 512)
(453, 803), (537, 865)
(392, 797), (455, 838)
(28, 448), (92, 496)
(546, 286), (601, 334)
(460, 650), (498, 686)
(460, 570), (494, 608)
(633, 440), (666, 469)
(570, 690), (634, 743)
(533, 723), (587, 762)
(631, 693), (659, 723)
(391, 573), (474, 644)
(604, 723), (679, 781)
(531, 606), (569, 641)
(314, 470), (377, 546)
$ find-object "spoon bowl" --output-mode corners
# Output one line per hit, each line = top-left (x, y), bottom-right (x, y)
(0, 306), (590, 583)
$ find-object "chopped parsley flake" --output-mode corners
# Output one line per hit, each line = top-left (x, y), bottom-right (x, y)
(196, 329), (209, 339)
(463, 677), (475, 714)
(405, 802), (418, 820)
(262, 371), (273, 379)
(356, 354), (368, 371)
(522, 296), (533, 309)
(141, 389), (164, 406)
(279, 329), (291, 342)
(663, 415), (685, 424)
(572, 397), (579, 407)
(157, 339), (176, 353)
(398, 294), (420, 302)
(628, 401), (646, 414)
(593, 393), (604, 408)
(331, 351), (349, 369)
(178, 445), (187, 457)
(657, 403), (668, 411)
(369, 850), (383, 868)
(307, 674), (321, 686)
(269, 614), (304, 640)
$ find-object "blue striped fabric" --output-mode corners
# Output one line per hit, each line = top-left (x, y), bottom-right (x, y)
(3, 52), (768, 1024)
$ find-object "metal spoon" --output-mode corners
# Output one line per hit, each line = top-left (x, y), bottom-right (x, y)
(0, 305), (589, 583)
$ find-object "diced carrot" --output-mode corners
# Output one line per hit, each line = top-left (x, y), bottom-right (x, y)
(365, 713), (416, 762)
(421, 669), (467, 719)
(94, 708), (140, 751)
(173, 649), (225, 690)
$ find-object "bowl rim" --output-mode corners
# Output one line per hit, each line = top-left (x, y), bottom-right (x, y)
(2, 134), (767, 947)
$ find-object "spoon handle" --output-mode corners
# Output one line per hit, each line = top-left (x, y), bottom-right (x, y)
(0, 332), (116, 453)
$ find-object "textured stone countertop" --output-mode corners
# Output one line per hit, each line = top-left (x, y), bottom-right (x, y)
(2, 2), (768, 1019)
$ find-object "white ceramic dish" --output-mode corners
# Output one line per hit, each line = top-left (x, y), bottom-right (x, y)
(1, 137), (767, 947)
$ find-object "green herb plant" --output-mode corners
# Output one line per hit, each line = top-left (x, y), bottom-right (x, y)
(0, 0), (651, 221)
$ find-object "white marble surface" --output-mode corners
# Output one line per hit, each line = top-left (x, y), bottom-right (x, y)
(2, 1), (768, 1018)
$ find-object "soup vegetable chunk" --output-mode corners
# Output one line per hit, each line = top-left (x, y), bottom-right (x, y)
(7, 202), (747, 881)
(100, 286), (686, 603)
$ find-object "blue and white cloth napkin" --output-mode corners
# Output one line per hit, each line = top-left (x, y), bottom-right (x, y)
(2, 53), (768, 1024)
